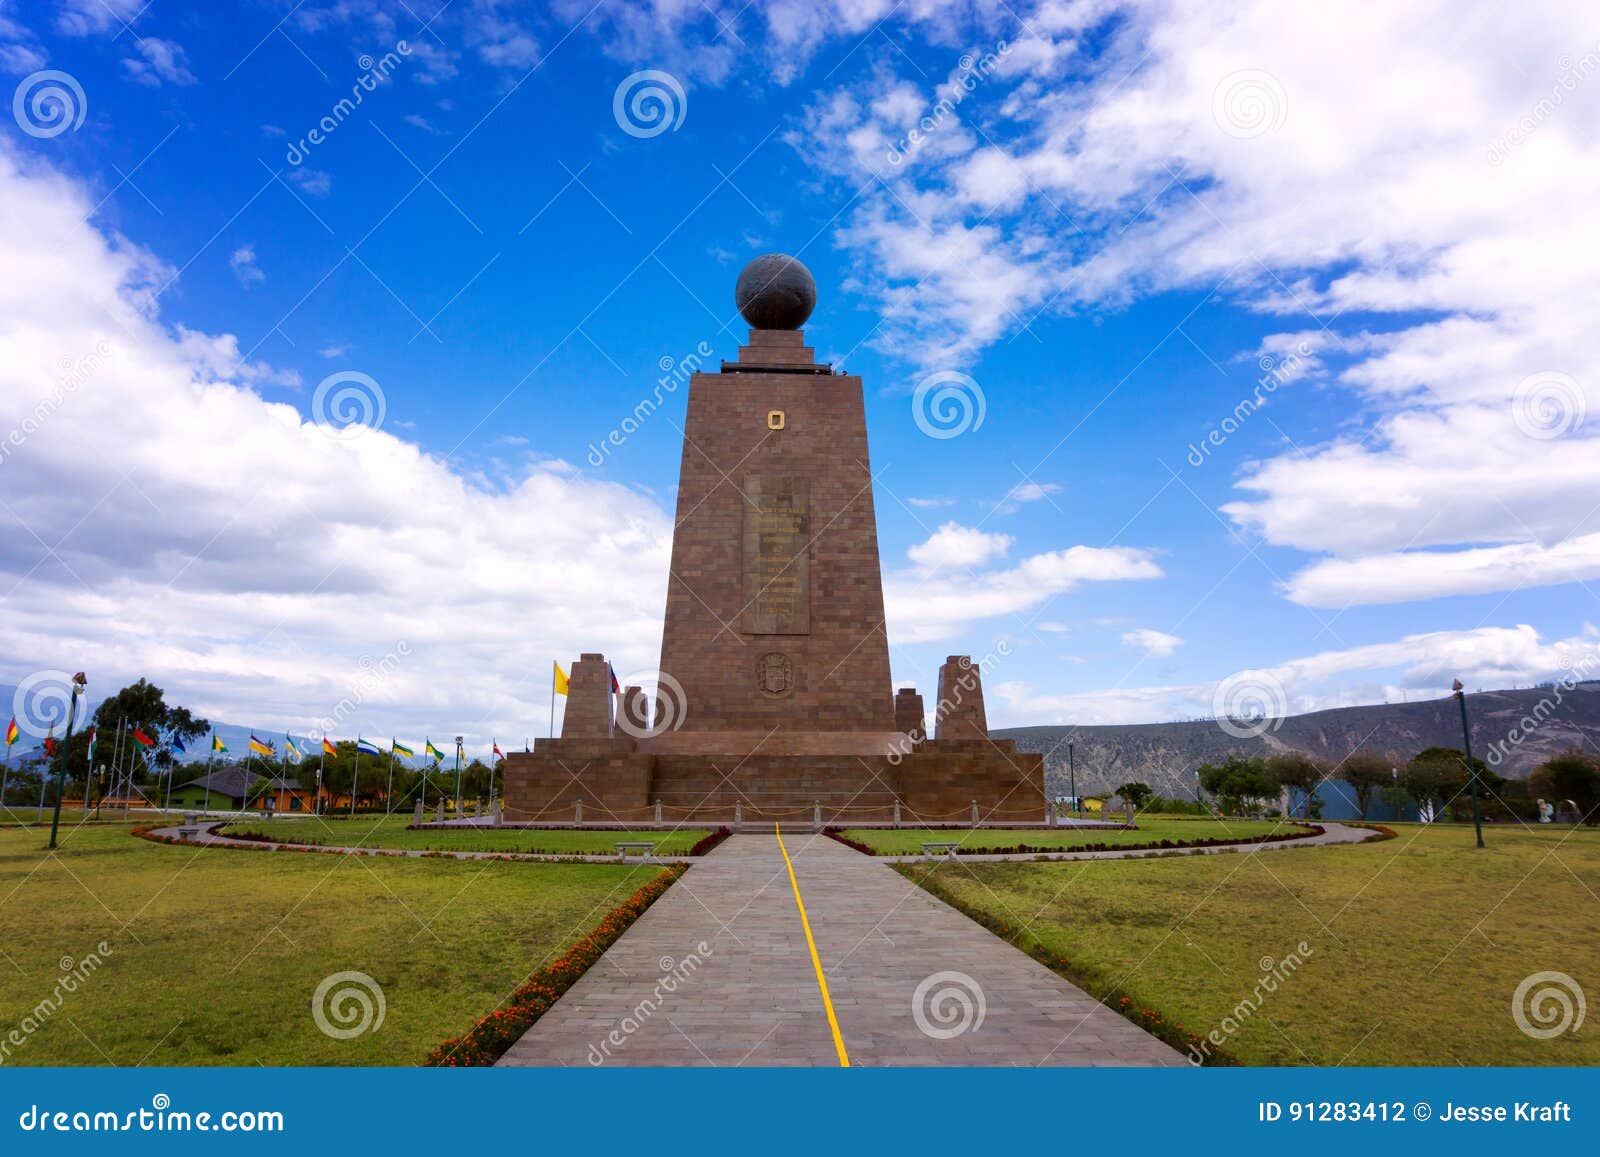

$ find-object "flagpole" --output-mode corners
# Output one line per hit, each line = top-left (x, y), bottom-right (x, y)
(163, 734), (174, 815)
(351, 739), (360, 819)
(550, 661), (556, 739)
(317, 734), (327, 816)
(454, 738), (463, 817)
(2, 738), (12, 819)
(37, 728), (51, 815)
(110, 718), (124, 818)
(203, 730), (214, 814)
(386, 742), (396, 817)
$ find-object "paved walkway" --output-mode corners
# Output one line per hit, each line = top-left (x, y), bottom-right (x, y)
(497, 829), (1188, 1067)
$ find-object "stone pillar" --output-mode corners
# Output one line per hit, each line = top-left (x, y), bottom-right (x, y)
(491, 797), (503, 827)
(574, 799), (583, 825)
(560, 653), (616, 738)
(894, 687), (926, 742)
(734, 800), (742, 829)
(813, 799), (821, 830)
(971, 799), (979, 828)
(436, 799), (445, 823)
(934, 656), (989, 741)
(893, 800), (901, 828)
(654, 800), (662, 824)
(1048, 800), (1056, 827)
(621, 685), (651, 736)
(413, 800), (423, 825)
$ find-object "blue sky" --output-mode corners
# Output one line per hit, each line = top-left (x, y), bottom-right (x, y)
(2, 0), (1598, 747)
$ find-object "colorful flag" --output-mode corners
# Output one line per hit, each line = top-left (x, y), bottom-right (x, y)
(322, 737), (337, 756)
(132, 727), (156, 748)
(248, 734), (274, 757)
(356, 738), (382, 756)
(43, 726), (56, 756)
(492, 740), (503, 761)
(425, 739), (445, 761)
(212, 734), (228, 754)
(554, 661), (570, 696)
(392, 740), (415, 758)
(169, 736), (187, 755)
(284, 737), (302, 764)
(610, 666), (621, 694)
(5, 717), (18, 747)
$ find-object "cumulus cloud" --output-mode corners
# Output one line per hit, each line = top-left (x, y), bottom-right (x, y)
(122, 37), (197, 87)
(229, 245), (264, 287)
(1122, 628), (1182, 657)
(0, 145), (671, 745)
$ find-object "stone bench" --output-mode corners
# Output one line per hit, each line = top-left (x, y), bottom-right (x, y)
(922, 842), (962, 859)
(176, 826), (201, 840)
(615, 841), (657, 861)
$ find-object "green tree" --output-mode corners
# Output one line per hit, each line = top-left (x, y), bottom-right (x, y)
(1197, 754), (1277, 815)
(80, 679), (209, 776)
(1400, 746), (1477, 818)
(1337, 750), (1393, 819)
(1114, 781), (1154, 810)
(1265, 751), (1325, 818)
(1529, 749), (1600, 825)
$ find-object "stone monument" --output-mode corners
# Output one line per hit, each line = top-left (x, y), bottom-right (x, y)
(503, 255), (1045, 825)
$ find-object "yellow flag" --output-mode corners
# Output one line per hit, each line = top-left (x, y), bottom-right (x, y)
(554, 661), (569, 696)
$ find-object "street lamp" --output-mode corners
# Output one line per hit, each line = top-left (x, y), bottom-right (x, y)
(454, 735), (464, 817)
(48, 672), (87, 850)
(1452, 679), (1485, 849)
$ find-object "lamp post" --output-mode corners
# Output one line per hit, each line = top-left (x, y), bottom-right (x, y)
(48, 673), (87, 849)
(1452, 679), (1485, 848)
(1068, 741), (1076, 819)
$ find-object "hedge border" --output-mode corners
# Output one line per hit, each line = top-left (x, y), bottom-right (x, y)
(824, 823), (1325, 858)
(424, 864), (686, 1066)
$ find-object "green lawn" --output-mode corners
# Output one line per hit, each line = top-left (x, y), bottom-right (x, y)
(841, 817), (1295, 855)
(0, 822), (669, 1064)
(221, 814), (711, 855)
(906, 822), (1600, 1065)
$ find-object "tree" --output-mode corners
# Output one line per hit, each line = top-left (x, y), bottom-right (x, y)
(1114, 781), (1153, 810)
(1337, 750), (1393, 819)
(1265, 751), (1325, 818)
(1529, 749), (1600, 825)
(1197, 754), (1278, 815)
(1400, 746), (1477, 818)
(78, 679), (209, 777)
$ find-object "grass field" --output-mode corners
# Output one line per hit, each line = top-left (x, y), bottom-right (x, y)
(906, 822), (1600, 1065)
(0, 822), (668, 1065)
(221, 815), (711, 855)
(841, 817), (1296, 855)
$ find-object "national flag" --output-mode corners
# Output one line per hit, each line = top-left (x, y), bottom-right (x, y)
(284, 737), (303, 764)
(5, 717), (18, 747)
(610, 666), (620, 694)
(86, 726), (97, 764)
(248, 734), (274, 757)
(212, 734), (228, 754)
(169, 736), (187, 756)
(356, 738), (382, 756)
(554, 661), (569, 696)
(322, 737), (337, 756)
(425, 739), (445, 761)
(392, 739), (415, 758)
(43, 726), (56, 756)
(492, 740), (503, 761)
(132, 727), (156, 748)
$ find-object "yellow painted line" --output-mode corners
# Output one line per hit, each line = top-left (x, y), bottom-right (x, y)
(774, 823), (851, 1067)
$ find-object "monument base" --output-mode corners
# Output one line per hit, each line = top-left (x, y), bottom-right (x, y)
(501, 738), (1045, 825)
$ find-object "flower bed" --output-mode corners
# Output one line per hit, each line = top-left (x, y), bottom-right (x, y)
(825, 824), (1324, 857)
(424, 864), (686, 1066)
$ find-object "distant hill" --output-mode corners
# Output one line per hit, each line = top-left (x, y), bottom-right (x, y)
(996, 684), (1600, 801)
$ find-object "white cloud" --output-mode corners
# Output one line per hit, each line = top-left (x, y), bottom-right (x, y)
(229, 245), (264, 287)
(287, 168), (332, 198)
(122, 37), (197, 87)
(1122, 627), (1181, 657)
(906, 521), (1012, 569)
(0, 144), (672, 744)
(317, 344), (348, 359)
(993, 623), (1600, 726)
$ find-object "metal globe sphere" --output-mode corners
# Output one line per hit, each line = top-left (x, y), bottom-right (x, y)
(734, 253), (816, 330)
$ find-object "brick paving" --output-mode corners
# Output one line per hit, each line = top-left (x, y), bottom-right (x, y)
(497, 830), (1186, 1067)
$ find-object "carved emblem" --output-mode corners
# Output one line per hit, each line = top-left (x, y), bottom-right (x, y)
(757, 651), (793, 697)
